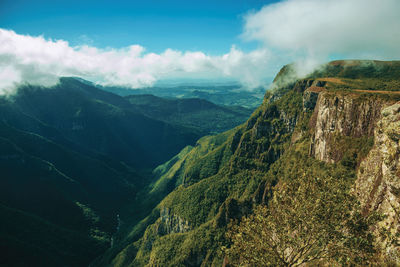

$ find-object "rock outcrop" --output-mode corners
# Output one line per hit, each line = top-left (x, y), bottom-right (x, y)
(354, 102), (400, 258)
(303, 86), (324, 111)
(310, 92), (388, 163)
(157, 207), (191, 235)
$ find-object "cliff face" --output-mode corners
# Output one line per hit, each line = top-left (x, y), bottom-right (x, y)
(354, 102), (400, 256)
(310, 91), (387, 163)
(157, 207), (191, 235)
(305, 79), (400, 259)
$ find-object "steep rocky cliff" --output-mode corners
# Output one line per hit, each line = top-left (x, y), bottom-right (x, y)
(303, 74), (400, 261)
(102, 60), (400, 266)
(354, 102), (400, 260)
(310, 90), (389, 163)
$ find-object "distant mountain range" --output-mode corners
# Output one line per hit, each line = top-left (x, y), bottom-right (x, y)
(125, 94), (252, 134)
(75, 78), (265, 109)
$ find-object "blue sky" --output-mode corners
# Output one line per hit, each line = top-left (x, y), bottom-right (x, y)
(1, 0), (399, 92)
(0, 0), (276, 54)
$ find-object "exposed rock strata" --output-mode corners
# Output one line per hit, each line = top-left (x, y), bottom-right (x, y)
(354, 102), (400, 257)
(310, 92), (387, 163)
(157, 207), (191, 235)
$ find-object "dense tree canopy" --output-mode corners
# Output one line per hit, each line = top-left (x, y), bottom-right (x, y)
(225, 174), (378, 266)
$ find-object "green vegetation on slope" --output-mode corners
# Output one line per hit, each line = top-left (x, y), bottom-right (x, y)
(0, 78), (213, 266)
(11, 78), (201, 168)
(0, 204), (108, 267)
(225, 174), (377, 266)
(105, 72), (307, 266)
(0, 77), (259, 266)
(105, 60), (400, 266)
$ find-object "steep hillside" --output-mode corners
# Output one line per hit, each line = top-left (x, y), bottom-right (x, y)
(0, 124), (113, 266)
(104, 60), (400, 266)
(0, 78), (205, 266)
(125, 94), (252, 134)
(9, 78), (201, 168)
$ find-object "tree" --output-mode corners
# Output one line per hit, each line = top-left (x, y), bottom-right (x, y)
(225, 174), (378, 266)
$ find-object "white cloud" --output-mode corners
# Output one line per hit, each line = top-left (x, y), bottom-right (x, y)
(0, 29), (271, 93)
(1, 0), (400, 93)
(243, 0), (400, 61)
(0, 65), (21, 94)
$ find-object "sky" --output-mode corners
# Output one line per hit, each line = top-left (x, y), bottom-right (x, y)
(0, 0), (272, 54)
(1, 0), (400, 93)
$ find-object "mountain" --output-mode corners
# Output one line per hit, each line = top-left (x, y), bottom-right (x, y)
(2, 60), (400, 266)
(0, 117), (130, 266)
(93, 82), (265, 109)
(125, 94), (252, 134)
(0, 77), (262, 266)
(10, 78), (201, 168)
(0, 78), (205, 266)
(98, 60), (400, 266)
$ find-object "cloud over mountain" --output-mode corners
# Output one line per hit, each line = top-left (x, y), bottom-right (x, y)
(0, 29), (271, 93)
(1, 0), (400, 93)
(243, 0), (400, 61)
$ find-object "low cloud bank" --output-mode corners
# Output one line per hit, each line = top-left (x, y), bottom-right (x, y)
(0, 29), (272, 93)
(243, 0), (400, 74)
(1, 0), (399, 93)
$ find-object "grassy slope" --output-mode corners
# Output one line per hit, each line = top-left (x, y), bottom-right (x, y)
(94, 128), (238, 266)
(104, 81), (302, 266)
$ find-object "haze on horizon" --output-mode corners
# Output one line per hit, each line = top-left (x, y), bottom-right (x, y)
(1, 0), (400, 93)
